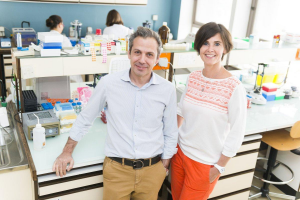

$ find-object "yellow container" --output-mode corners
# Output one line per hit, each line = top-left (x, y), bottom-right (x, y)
(61, 124), (73, 129)
(273, 73), (285, 84)
(256, 74), (275, 86)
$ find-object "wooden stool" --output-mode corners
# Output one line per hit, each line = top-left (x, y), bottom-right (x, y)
(249, 121), (300, 200)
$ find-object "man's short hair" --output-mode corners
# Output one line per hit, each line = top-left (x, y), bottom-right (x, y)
(129, 27), (162, 59)
(194, 22), (233, 60)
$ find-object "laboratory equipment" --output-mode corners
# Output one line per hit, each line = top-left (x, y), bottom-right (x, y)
(250, 63), (269, 105)
(17, 33), (22, 50)
(38, 32), (63, 43)
(72, 103), (76, 111)
(158, 22), (170, 45)
(76, 102), (82, 113)
(169, 32), (195, 44)
(81, 37), (92, 55)
(70, 20), (83, 40)
(12, 28), (37, 47)
(41, 42), (62, 49)
(96, 29), (101, 35)
(0, 26), (5, 37)
(0, 38), (11, 48)
(142, 20), (151, 29)
(22, 90), (37, 112)
(86, 27), (93, 35)
(41, 103), (54, 110)
(115, 41), (121, 55)
(32, 114), (46, 151)
(291, 86), (300, 98)
(275, 92), (285, 100)
(22, 110), (60, 140)
(262, 91), (276, 101)
(253, 63), (269, 93)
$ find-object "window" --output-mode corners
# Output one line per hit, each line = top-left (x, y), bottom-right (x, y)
(192, 0), (234, 33)
(252, 0), (300, 41)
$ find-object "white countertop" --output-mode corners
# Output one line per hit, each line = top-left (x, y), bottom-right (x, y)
(26, 98), (300, 176)
(245, 98), (300, 135)
(26, 118), (107, 175)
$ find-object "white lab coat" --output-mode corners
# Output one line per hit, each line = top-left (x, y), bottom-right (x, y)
(50, 30), (72, 47)
(103, 24), (130, 40)
(50, 30), (83, 83)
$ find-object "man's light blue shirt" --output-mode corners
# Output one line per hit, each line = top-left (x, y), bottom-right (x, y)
(69, 69), (178, 159)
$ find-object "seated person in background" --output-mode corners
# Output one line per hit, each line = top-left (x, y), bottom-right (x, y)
(46, 15), (72, 48)
(103, 9), (130, 40)
(46, 15), (83, 83)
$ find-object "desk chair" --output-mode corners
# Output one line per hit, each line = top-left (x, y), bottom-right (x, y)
(109, 57), (131, 74)
(249, 121), (300, 200)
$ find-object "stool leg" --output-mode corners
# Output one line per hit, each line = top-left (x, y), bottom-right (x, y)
(266, 194), (271, 200)
(262, 147), (278, 197)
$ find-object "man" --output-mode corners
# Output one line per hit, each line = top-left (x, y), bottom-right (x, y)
(52, 27), (178, 200)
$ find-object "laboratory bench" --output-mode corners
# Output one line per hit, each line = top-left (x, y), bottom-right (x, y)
(7, 44), (300, 200)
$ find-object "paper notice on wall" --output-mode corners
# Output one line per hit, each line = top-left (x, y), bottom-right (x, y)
(178, 54), (196, 66)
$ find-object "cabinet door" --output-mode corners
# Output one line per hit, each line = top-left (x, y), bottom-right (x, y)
(80, 0), (115, 3)
(56, 187), (103, 200)
(208, 171), (254, 199)
(115, 0), (147, 4)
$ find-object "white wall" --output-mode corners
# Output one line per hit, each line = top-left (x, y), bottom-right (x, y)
(177, 0), (195, 40)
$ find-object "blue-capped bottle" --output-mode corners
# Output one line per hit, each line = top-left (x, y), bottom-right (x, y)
(76, 102), (82, 113)
(72, 103), (77, 112)
(17, 33), (22, 50)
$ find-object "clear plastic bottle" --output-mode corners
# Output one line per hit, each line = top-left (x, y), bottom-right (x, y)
(72, 103), (77, 112)
(76, 102), (82, 113)
(33, 114), (46, 151)
(115, 42), (121, 55)
(158, 22), (170, 45)
(17, 33), (22, 50)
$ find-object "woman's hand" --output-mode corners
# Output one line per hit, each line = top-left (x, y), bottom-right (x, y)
(209, 167), (220, 183)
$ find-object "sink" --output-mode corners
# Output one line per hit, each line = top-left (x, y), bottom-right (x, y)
(0, 107), (28, 173)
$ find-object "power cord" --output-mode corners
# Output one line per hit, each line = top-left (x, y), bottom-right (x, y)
(14, 112), (22, 124)
(157, 58), (177, 88)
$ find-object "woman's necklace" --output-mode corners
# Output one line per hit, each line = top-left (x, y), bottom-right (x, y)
(201, 68), (223, 92)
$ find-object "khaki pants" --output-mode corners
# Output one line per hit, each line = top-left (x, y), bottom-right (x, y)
(103, 157), (166, 200)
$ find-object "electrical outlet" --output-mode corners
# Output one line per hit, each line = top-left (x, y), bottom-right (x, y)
(21, 65), (35, 79)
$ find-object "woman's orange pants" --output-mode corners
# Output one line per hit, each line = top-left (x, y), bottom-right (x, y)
(171, 146), (220, 200)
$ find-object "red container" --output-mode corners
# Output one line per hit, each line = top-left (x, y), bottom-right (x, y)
(96, 29), (101, 35)
(262, 86), (277, 92)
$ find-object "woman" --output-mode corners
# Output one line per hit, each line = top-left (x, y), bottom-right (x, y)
(46, 15), (72, 47)
(103, 9), (130, 40)
(171, 22), (247, 200)
(46, 15), (82, 83)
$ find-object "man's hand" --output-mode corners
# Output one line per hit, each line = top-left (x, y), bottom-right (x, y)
(209, 167), (220, 183)
(52, 137), (78, 177)
(52, 152), (74, 177)
(161, 159), (171, 176)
